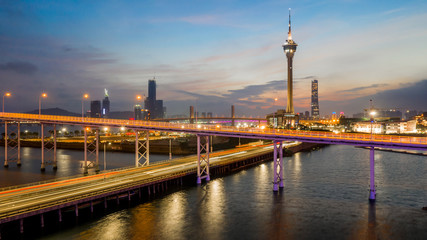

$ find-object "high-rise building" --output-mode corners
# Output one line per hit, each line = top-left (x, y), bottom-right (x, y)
(283, 9), (298, 114)
(144, 78), (164, 119)
(311, 80), (319, 119)
(134, 104), (142, 120)
(102, 89), (110, 118)
(90, 100), (102, 118)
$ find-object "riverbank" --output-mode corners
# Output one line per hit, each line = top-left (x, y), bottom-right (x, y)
(358, 146), (427, 156)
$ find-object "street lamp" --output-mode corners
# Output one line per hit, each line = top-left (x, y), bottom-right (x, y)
(2, 92), (11, 112)
(82, 93), (89, 121)
(370, 110), (376, 139)
(169, 138), (172, 160)
(104, 141), (111, 171)
(39, 93), (47, 115)
(273, 97), (278, 128)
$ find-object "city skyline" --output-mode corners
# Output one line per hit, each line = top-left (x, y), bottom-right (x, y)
(1, 0), (427, 117)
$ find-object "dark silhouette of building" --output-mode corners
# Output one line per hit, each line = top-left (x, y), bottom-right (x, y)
(90, 100), (102, 118)
(311, 80), (319, 119)
(144, 78), (164, 119)
(102, 89), (110, 118)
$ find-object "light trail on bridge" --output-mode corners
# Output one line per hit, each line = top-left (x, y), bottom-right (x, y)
(0, 142), (274, 223)
(1, 112), (426, 150)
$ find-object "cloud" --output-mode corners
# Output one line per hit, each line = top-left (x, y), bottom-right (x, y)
(339, 83), (390, 93)
(0, 61), (38, 74)
(320, 79), (427, 116)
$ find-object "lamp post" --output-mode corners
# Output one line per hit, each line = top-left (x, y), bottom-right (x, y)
(104, 141), (110, 171)
(39, 93), (47, 115)
(2, 92), (11, 112)
(169, 138), (172, 160)
(82, 93), (89, 121)
(370, 111), (376, 139)
(273, 97), (278, 128)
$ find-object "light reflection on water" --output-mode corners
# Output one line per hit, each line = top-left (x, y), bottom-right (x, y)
(2, 145), (427, 239)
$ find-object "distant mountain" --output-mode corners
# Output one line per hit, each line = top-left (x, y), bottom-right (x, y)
(25, 108), (80, 117)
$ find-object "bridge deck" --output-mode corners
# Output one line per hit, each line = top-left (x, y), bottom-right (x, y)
(1, 113), (426, 150)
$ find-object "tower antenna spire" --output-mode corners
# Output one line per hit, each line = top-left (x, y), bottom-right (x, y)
(288, 8), (292, 41)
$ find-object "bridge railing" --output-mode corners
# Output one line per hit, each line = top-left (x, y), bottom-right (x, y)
(0, 112), (426, 146)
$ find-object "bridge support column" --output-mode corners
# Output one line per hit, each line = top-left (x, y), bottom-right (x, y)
(41, 124), (57, 171)
(40, 213), (44, 228)
(196, 134), (210, 184)
(135, 130), (149, 167)
(53, 124), (57, 170)
(20, 219), (23, 234)
(369, 147), (376, 201)
(58, 209), (62, 222)
(41, 124), (45, 171)
(83, 128), (99, 174)
(4, 121), (21, 168)
(273, 140), (284, 192)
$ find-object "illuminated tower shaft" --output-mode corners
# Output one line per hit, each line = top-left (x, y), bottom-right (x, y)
(283, 9), (297, 113)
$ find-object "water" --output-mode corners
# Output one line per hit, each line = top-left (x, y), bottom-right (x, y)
(1, 145), (426, 239)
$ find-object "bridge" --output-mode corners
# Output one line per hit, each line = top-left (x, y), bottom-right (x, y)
(1, 112), (426, 200)
(0, 112), (426, 234)
(0, 142), (283, 233)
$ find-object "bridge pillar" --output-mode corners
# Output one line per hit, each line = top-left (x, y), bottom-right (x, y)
(369, 147), (376, 201)
(4, 121), (21, 168)
(83, 128), (100, 174)
(41, 124), (57, 171)
(41, 124), (45, 171)
(273, 140), (284, 192)
(196, 134), (210, 184)
(135, 130), (149, 167)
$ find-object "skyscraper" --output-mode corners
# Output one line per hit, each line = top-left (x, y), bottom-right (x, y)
(90, 100), (102, 118)
(144, 78), (164, 119)
(102, 88), (110, 118)
(134, 104), (142, 120)
(283, 9), (298, 114)
(311, 80), (319, 119)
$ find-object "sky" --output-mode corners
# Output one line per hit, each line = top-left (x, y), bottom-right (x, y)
(1, 0), (427, 118)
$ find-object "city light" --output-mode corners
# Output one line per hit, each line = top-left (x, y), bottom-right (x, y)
(82, 93), (90, 120)
(39, 92), (47, 115)
(2, 92), (11, 112)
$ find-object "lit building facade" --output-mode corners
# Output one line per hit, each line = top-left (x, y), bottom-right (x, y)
(102, 89), (110, 118)
(311, 80), (319, 119)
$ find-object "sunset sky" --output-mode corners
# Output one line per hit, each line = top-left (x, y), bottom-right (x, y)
(1, 0), (427, 117)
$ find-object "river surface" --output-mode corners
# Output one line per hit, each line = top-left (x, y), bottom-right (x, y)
(0, 145), (426, 239)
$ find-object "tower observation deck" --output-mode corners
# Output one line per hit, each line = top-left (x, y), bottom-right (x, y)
(283, 9), (298, 114)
